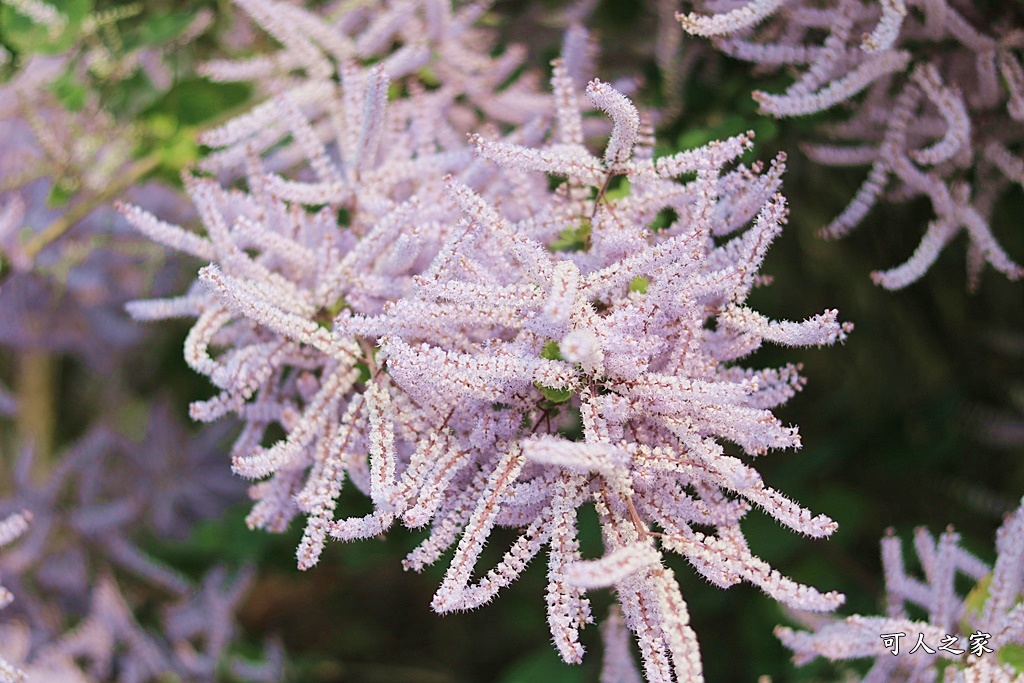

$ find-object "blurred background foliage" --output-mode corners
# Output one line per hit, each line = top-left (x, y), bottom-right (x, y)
(1, 0), (1022, 681)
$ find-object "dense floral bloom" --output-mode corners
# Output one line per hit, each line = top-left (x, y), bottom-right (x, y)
(125, 1), (852, 675)
(4, 1), (1021, 682)
(777, 497), (1024, 682)
(196, 0), (568, 178)
(122, 0), (571, 564)
(356, 76), (850, 682)
(0, 420), (277, 683)
(679, 0), (1024, 289)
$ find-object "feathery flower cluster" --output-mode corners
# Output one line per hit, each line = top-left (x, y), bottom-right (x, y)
(361, 76), (850, 683)
(123, 0), (574, 563)
(196, 0), (569, 179)
(0, 416), (278, 683)
(678, 0), (1024, 289)
(777, 497), (1024, 682)
(4, 0), (1019, 681)
(0, 511), (30, 683)
(125, 2), (852, 677)
(1, 16), (275, 681)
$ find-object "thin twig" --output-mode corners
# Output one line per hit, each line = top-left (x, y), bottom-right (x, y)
(20, 151), (162, 264)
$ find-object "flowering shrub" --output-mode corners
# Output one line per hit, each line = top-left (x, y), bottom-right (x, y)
(128, 50), (854, 679)
(778, 497), (1024, 682)
(0, 1), (1022, 682)
(0, 3), (271, 682)
(0, 417), (283, 682)
(679, 0), (1024, 289)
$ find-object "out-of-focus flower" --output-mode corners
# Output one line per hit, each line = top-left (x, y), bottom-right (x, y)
(679, 0), (1024, 289)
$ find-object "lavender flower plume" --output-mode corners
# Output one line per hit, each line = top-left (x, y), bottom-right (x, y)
(364, 78), (849, 681)
(196, 0), (557, 178)
(126, 14), (852, 669)
(0, 511), (30, 683)
(0, 418), (275, 682)
(777, 496), (1024, 682)
(679, 0), (1024, 289)
(120, 0), (574, 571)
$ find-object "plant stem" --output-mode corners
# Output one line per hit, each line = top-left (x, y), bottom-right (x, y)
(18, 349), (55, 473)
(20, 151), (162, 264)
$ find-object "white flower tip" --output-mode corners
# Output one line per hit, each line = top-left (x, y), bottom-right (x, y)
(560, 329), (598, 364)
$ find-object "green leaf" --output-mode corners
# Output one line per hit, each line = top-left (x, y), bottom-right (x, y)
(541, 340), (564, 361)
(603, 177), (630, 201)
(145, 113), (177, 139)
(49, 67), (87, 111)
(325, 297), (348, 319)
(162, 132), (199, 171)
(138, 10), (195, 45)
(551, 219), (591, 253)
(140, 114), (199, 172)
(965, 573), (992, 619)
(629, 275), (648, 294)
(46, 181), (76, 208)
(104, 67), (159, 118)
(416, 65), (440, 87)
(143, 78), (251, 126)
(354, 360), (372, 384)
(535, 382), (573, 404)
(649, 207), (677, 232)
(999, 644), (1024, 673)
(1, 0), (92, 55)
(961, 573), (992, 634)
(314, 297), (348, 330)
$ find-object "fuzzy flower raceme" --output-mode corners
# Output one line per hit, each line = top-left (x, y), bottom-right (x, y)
(195, 0), (569, 179)
(0, 416), (278, 683)
(0, 511), (30, 683)
(121, 0), (572, 567)
(126, 13), (852, 669)
(678, 0), (1024, 289)
(777, 497), (1024, 682)
(352, 76), (850, 681)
